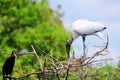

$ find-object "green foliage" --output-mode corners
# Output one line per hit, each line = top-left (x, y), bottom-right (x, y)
(0, 0), (68, 79)
(0, 0), (68, 53)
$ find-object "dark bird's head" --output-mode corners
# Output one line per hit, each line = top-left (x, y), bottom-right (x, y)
(66, 41), (71, 58)
(11, 50), (17, 58)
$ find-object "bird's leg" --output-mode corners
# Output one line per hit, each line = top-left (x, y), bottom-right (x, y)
(5, 73), (7, 78)
(3, 73), (7, 79)
(66, 36), (73, 58)
(82, 36), (86, 56)
(82, 36), (87, 80)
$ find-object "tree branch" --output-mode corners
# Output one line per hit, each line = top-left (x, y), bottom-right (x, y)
(31, 45), (43, 72)
(65, 59), (71, 80)
(86, 35), (109, 65)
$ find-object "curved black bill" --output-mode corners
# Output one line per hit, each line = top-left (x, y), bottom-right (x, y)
(66, 42), (70, 58)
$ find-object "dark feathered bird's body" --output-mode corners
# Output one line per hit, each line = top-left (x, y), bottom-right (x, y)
(2, 56), (15, 75)
(2, 51), (17, 80)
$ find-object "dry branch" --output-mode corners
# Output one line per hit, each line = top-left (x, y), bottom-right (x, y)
(31, 45), (43, 72)
(86, 35), (109, 65)
(65, 59), (71, 80)
(17, 52), (34, 54)
(51, 58), (60, 80)
(17, 70), (55, 79)
(37, 46), (63, 67)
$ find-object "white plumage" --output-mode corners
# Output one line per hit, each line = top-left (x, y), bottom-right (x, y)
(66, 19), (107, 58)
(70, 19), (106, 39)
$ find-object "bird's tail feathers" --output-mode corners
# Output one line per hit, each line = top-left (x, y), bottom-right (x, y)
(94, 32), (107, 40)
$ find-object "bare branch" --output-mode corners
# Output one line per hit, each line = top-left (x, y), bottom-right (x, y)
(17, 52), (34, 54)
(65, 59), (71, 80)
(37, 46), (63, 67)
(31, 45), (43, 72)
(51, 58), (60, 80)
(88, 58), (113, 65)
(86, 36), (109, 65)
(17, 70), (55, 79)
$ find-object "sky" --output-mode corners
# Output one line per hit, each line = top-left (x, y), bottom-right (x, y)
(49, 0), (120, 66)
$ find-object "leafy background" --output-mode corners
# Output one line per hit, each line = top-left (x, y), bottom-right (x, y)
(0, 0), (120, 79)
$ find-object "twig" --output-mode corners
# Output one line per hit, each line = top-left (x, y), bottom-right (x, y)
(88, 58), (113, 65)
(51, 58), (60, 80)
(31, 45), (43, 72)
(17, 70), (55, 79)
(65, 59), (71, 80)
(86, 36), (109, 65)
(17, 52), (34, 54)
(37, 46), (63, 67)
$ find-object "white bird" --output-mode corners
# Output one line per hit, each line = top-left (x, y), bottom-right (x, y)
(66, 19), (107, 58)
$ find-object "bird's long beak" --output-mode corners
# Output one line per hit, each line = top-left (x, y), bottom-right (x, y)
(13, 53), (17, 58)
(66, 42), (70, 58)
(66, 47), (70, 58)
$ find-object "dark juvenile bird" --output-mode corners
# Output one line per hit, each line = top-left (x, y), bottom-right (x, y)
(2, 51), (17, 79)
(66, 19), (107, 58)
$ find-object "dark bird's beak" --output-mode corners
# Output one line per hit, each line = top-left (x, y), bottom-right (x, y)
(13, 53), (17, 58)
(12, 51), (17, 58)
(66, 41), (70, 58)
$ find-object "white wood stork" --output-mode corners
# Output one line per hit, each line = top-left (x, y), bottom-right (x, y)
(66, 19), (107, 58)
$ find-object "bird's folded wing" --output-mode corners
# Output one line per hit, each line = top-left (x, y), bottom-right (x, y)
(72, 24), (105, 35)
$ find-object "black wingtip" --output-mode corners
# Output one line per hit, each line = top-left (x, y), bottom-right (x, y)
(104, 27), (107, 29)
